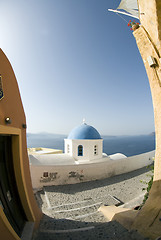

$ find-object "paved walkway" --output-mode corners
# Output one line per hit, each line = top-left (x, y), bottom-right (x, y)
(32, 167), (152, 240)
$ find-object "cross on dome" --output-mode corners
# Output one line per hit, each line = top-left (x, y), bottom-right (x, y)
(82, 118), (87, 125)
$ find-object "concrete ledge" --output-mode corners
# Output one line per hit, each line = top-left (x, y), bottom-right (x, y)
(99, 205), (137, 230)
(121, 193), (145, 209)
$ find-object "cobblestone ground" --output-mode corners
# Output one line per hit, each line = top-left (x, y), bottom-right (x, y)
(32, 167), (152, 240)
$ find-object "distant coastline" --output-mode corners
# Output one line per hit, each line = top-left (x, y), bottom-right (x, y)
(27, 131), (155, 139)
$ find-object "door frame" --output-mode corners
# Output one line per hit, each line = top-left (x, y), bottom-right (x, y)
(0, 125), (35, 239)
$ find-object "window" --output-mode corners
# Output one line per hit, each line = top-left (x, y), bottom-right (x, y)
(94, 145), (98, 155)
(78, 145), (83, 156)
(67, 144), (70, 153)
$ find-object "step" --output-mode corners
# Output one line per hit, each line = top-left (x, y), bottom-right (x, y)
(33, 220), (148, 240)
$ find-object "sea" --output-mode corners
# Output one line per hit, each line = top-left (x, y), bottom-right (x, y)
(27, 133), (155, 157)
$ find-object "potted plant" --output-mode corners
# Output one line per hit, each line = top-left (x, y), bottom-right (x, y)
(128, 20), (140, 31)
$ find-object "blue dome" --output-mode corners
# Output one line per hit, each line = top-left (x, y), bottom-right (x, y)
(68, 123), (102, 140)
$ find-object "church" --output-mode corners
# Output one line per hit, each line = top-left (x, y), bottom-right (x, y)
(29, 122), (154, 189)
(29, 121), (127, 165)
(64, 121), (104, 161)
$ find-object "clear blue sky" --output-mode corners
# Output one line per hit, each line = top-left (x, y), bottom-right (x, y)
(0, 0), (154, 135)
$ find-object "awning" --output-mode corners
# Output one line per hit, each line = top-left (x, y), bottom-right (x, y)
(108, 0), (139, 19)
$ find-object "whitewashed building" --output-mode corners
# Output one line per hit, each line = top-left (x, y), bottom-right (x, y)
(29, 122), (155, 189)
(64, 122), (103, 161)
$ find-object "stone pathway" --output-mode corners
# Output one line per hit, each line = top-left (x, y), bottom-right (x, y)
(32, 167), (152, 240)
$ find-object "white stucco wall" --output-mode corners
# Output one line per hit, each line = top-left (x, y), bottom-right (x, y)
(64, 139), (103, 161)
(30, 150), (155, 190)
(109, 153), (127, 160)
(64, 139), (73, 156)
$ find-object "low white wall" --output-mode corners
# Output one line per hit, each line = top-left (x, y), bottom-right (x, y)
(30, 150), (155, 189)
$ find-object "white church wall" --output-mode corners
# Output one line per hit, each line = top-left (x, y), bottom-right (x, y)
(64, 139), (103, 161)
(64, 139), (73, 156)
(30, 150), (155, 190)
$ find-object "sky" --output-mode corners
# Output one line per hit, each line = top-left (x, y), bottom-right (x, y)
(0, 0), (155, 135)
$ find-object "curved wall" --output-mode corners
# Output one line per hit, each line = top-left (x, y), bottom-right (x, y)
(0, 49), (42, 239)
(111, 1), (161, 239)
(30, 151), (154, 189)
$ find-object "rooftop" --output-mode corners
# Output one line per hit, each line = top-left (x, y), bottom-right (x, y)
(67, 123), (102, 140)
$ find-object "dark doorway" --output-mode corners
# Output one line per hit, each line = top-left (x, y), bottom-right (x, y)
(0, 135), (27, 237)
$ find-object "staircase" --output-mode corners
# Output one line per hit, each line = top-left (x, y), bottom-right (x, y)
(32, 184), (149, 240)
